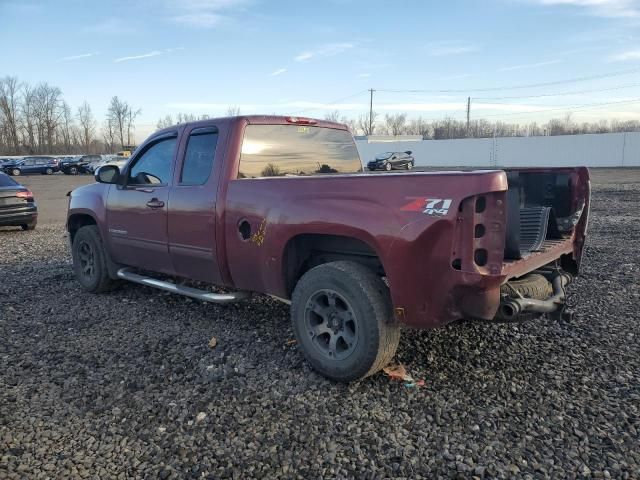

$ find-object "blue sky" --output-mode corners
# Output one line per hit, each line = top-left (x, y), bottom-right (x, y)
(2, 0), (640, 138)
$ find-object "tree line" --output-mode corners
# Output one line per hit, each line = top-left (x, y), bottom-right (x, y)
(0, 76), (141, 155)
(327, 111), (640, 139)
(2, 75), (640, 156)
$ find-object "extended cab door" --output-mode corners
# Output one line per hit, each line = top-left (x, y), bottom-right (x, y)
(167, 125), (223, 284)
(106, 133), (177, 274)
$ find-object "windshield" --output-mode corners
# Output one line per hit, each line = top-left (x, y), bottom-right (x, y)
(238, 124), (362, 178)
(375, 152), (394, 160)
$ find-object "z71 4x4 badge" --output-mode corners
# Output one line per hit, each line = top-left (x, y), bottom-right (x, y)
(401, 197), (453, 216)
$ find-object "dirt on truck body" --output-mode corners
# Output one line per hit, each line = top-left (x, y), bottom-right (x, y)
(67, 115), (590, 382)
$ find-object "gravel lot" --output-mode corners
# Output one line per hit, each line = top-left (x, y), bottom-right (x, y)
(1, 170), (639, 479)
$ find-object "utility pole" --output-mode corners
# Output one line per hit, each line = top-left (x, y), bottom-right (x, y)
(466, 96), (471, 136)
(368, 88), (375, 136)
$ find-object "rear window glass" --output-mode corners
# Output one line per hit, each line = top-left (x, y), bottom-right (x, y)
(238, 124), (362, 178)
(0, 174), (18, 187)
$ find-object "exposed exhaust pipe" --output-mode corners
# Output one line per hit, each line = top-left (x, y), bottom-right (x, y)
(116, 268), (250, 304)
(499, 272), (572, 321)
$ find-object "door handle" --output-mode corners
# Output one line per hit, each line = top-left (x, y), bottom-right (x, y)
(146, 198), (165, 209)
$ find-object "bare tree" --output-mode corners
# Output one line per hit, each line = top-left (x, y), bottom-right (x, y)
(261, 163), (281, 177)
(384, 113), (407, 136)
(343, 118), (357, 134)
(156, 114), (174, 129)
(76, 100), (96, 153)
(59, 101), (74, 153)
(324, 110), (342, 122)
(407, 117), (431, 138)
(0, 76), (22, 153)
(34, 83), (63, 152)
(20, 84), (37, 152)
(126, 107), (141, 146)
(102, 118), (116, 153)
(77, 101), (96, 153)
(357, 111), (378, 136)
(176, 112), (197, 124)
(107, 96), (129, 148)
(226, 106), (241, 116)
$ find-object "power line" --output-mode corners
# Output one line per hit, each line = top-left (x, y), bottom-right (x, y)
(475, 82), (640, 101)
(291, 90), (369, 114)
(476, 98), (640, 118)
(376, 66), (640, 93)
(368, 88), (375, 134)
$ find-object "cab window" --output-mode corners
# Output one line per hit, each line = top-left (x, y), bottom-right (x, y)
(128, 137), (176, 185)
(180, 128), (218, 185)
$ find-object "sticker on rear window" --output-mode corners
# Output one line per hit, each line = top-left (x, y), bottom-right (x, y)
(401, 198), (453, 216)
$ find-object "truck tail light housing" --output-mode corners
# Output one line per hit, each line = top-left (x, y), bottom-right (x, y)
(451, 192), (506, 274)
(285, 116), (318, 125)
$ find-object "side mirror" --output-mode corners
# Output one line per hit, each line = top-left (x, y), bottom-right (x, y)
(405, 150), (412, 155)
(95, 165), (121, 184)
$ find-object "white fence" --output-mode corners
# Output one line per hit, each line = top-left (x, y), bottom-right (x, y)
(355, 132), (640, 167)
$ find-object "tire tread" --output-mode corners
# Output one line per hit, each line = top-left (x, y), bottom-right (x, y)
(291, 261), (400, 382)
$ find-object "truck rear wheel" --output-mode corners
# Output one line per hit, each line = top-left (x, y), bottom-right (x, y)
(291, 261), (400, 382)
(72, 225), (115, 293)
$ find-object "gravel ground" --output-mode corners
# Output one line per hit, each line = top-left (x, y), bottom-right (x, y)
(1, 170), (639, 479)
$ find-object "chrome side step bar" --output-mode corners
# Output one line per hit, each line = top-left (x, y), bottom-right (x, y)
(116, 268), (250, 304)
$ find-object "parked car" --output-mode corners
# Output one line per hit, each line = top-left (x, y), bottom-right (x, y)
(60, 155), (96, 175)
(2, 156), (60, 176)
(67, 115), (590, 382)
(0, 172), (37, 230)
(82, 155), (110, 173)
(100, 155), (129, 171)
(367, 151), (414, 171)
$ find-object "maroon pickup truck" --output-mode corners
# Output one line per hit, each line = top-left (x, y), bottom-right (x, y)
(67, 116), (590, 382)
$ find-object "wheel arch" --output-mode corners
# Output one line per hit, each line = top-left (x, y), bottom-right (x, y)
(67, 212), (98, 243)
(281, 233), (385, 297)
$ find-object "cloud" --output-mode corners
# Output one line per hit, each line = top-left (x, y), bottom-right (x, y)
(426, 42), (480, 57)
(60, 52), (99, 62)
(165, 47), (185, 53)
(531, 0), (640, 19)
(294, 52), (314, 62)
(609, 49), (640, 60)
(270, 68), (287, 76)
(82, 18), (137, 35)
(172, 13), (222, 28)
(358, 73), (371, 78)
(114, 50), (163, 63)
(499, 59), (562, 71)
(169, 0), (249, 28)
(294, 42), (355, 62)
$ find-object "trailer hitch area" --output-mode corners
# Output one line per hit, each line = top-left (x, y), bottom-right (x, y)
(498, 271), (573, 321)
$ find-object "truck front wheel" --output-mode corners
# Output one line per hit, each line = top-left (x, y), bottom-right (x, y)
(291, 261), (400, 382)
(72, 225), (115, 293)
